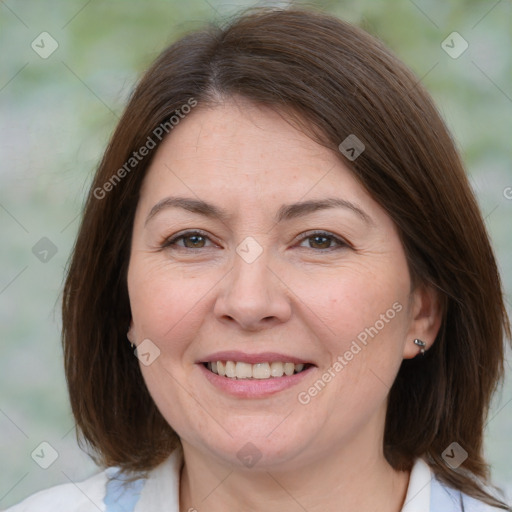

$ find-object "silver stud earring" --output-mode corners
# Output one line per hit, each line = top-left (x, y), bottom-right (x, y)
(413, 338), (427, 355)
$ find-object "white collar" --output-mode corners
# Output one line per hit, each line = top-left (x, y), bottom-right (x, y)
(135, 449), (431, 512)
(134, 446), (183, 511)
(401, 458), (432, 512)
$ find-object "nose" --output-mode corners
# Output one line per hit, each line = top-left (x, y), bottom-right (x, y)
(213, 247), (292, 332)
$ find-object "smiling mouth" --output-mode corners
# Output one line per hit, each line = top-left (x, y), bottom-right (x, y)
(204, 361), (312, 380)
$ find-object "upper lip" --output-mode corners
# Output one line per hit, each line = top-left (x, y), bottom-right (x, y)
(199, 351), (315, 365)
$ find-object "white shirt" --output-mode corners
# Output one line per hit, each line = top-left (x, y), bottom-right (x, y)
(3, 449), (504, 511)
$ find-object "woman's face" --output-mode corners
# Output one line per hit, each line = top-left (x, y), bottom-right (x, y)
(127, 98), (435, 471)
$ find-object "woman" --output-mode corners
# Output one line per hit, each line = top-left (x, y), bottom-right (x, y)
(7, 7), (510, 512)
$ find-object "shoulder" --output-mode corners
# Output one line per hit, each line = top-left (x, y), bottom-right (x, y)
(431, 474), (509, 512)
(3, 449), (183, 512)
(2, 470), (109, 512)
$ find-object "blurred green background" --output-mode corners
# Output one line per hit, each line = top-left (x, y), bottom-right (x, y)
(1, 0), (511, 508)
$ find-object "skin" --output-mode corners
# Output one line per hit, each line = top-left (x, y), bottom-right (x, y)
(127, 96), (442, 512)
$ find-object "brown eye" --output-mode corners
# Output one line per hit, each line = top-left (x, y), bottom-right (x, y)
(298, 231), (347, 251)
(181, 234), (206, 248)
(162, 231), (214, 250)
(308, 235), (332, 249)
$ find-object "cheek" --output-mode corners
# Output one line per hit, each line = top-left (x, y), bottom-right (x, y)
(302, 273), (408, 427)
(127, 262), (215, 435)
(127, 258), (225, 372)
(297, 263), (409, 343)
(295, 264), (411, 409)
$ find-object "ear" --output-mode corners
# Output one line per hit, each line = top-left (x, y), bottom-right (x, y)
(402, 283), (443, 359)
(127, 320), (136, 344)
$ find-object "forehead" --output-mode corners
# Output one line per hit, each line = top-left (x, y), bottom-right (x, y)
(140, 98), (369, 207)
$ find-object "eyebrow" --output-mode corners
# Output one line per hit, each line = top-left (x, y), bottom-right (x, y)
(145, 196), (373, 226)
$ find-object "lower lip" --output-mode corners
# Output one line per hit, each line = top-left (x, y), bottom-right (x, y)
(198, 363), (315, 398)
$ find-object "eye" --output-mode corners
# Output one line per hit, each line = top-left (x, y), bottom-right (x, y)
(161, 230), (216, 250)
(160, 229), (350, 252)
(297, 231), (349, 251)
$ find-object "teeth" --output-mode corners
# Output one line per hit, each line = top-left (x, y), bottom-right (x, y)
(270, 362), (284, 377)
(283, 362), (295, 376)
(235, 362), (252, 379)
(225, 361), (236, 378)
(207, 361), (307, 379)
(253, 363), (271, 379)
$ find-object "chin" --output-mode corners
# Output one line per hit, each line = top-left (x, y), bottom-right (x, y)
(183, 419), (319, 471)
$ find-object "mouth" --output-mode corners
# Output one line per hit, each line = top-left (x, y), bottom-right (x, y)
(198, 351), (316, 398)
(203, 360), (313, 380)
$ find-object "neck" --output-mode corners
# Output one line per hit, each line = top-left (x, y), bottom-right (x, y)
(179, 433), (410, 512)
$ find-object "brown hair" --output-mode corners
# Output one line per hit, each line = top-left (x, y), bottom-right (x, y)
(62, 6), (511, 508)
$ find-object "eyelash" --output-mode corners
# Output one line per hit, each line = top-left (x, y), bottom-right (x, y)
(161, 230), (350, 252)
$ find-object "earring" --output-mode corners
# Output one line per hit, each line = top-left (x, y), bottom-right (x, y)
(413, 338), (427, 355)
